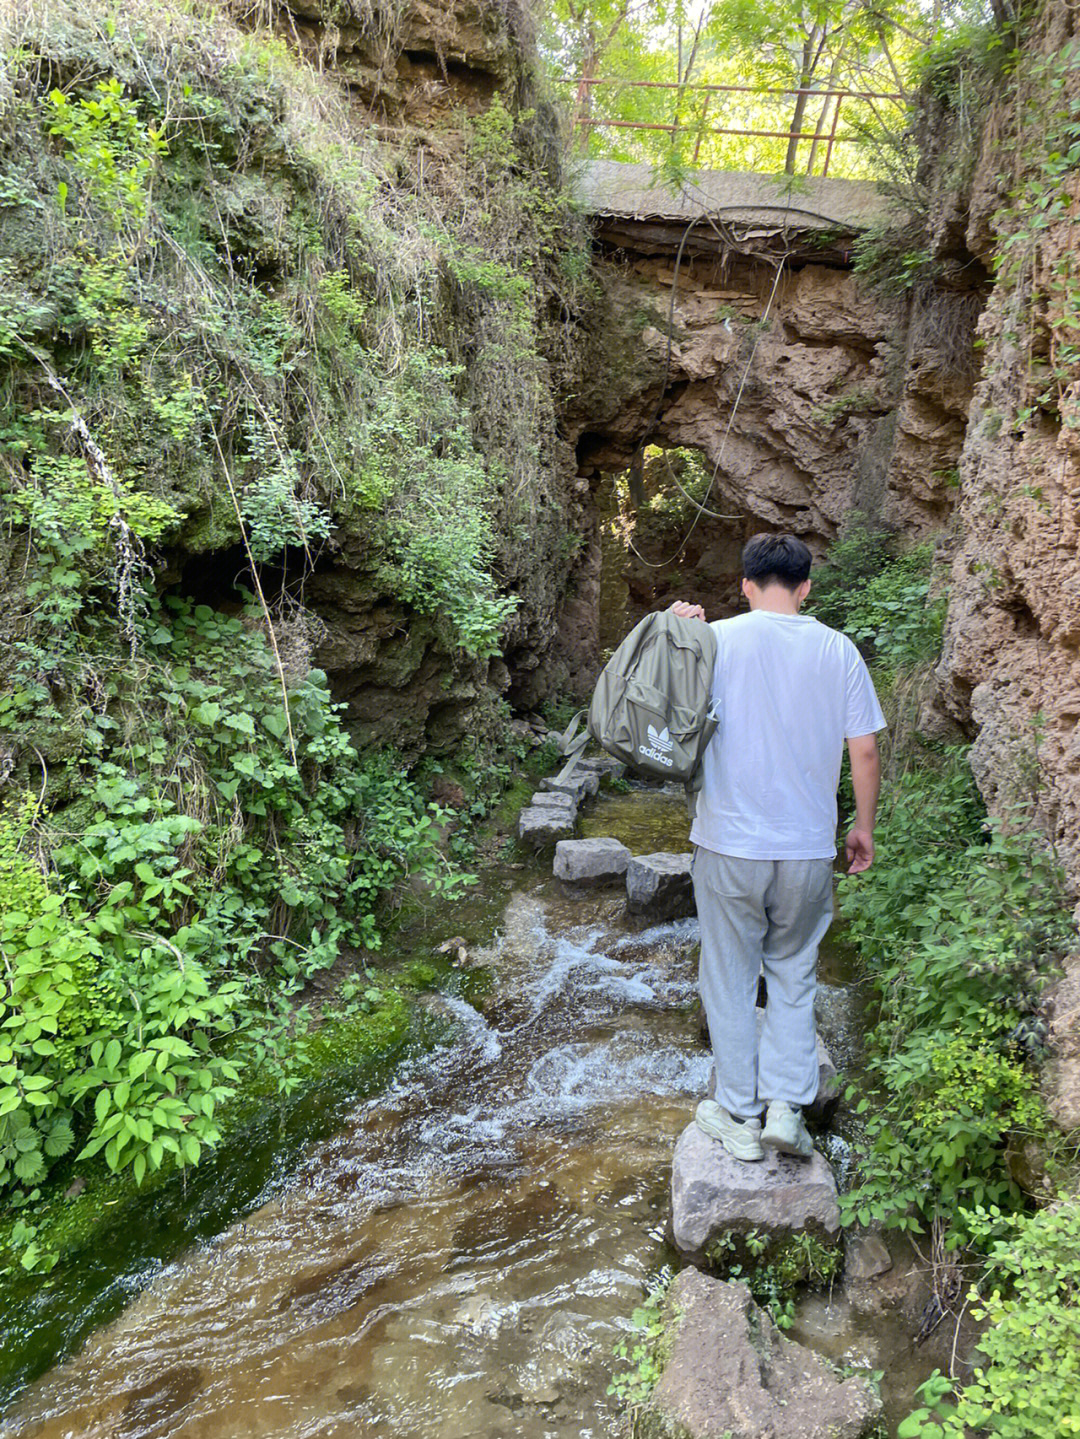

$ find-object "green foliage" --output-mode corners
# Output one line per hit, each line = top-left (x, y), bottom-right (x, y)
(807, 525), (944, 674)
(46, 77), (167, 226)
(0, 0), (595, 1239)
(0, 592), (473, 1230)
(837, 753), (1071, 1243)
(851, 223), (935, 295)
(900, 1201), (1080, 1438)
(239, 421), (332, 562)
(608, 1268), (672, 1405)
(367, 352), (520, 659)
(811, 384), (879, 426)
(705, 1227), (840, 1331)
(542, 0), (936, 179)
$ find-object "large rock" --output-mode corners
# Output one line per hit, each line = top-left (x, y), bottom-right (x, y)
(1044, 950), (1080, 1131)
(637, 1268), (882, 1439)
(671, 1121), (840, 1259)
(705, 1022), (840, 1128)
(626, 852), (695, 921)
(844, 1229), (893, 1282)
(539, 771), (599, 800)
(553, 836), (631, 887)
(517, 807), (575, 849)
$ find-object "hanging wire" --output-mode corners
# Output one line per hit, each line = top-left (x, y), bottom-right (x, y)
(621, 183), (798, 569)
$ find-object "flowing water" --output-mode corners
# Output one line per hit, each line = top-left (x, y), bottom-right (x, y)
(1, 788), (934, 1438)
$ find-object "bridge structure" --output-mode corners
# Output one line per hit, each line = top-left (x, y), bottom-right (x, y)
(573, 159), (900, 269)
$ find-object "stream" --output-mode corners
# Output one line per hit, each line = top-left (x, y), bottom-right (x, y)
(1, 785), (933, 1438)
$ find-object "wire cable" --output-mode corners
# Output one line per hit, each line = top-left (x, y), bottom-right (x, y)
(620, 182), (810, 568)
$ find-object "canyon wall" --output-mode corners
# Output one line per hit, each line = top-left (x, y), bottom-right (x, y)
(556, 239), (980, 668)
(931, 3), (1080, 890)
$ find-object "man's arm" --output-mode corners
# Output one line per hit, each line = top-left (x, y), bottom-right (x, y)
(845, 733), (881, 874)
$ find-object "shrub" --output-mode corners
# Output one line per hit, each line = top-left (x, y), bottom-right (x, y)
(901, 1201), (1080, 1438)
(838, 753), (1071, 1244)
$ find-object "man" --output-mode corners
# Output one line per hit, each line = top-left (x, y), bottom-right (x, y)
(670, 533), (885, 1162)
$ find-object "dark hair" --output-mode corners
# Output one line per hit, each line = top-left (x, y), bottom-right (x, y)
(742, 533), (812, 590)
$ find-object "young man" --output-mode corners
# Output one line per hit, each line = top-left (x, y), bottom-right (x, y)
(670, 533), (885, 1162)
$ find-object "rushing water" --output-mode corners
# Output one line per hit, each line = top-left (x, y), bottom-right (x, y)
(0, 788), (939, 1438)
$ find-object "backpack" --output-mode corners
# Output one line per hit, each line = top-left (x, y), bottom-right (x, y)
(552, 610), (719, 807)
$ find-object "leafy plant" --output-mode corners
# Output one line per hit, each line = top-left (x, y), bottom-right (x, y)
(899, 1201), (1080, 1438)
(837, 753), (1070, 1244)
(608, 1268), (673, 1405)
(807, 530), (944, 673)
(46, 78), (167, 225)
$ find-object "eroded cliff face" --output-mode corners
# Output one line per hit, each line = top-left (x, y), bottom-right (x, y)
(934, 3), (1080, 890)
(558, 248), (979, 654)
(256, 0), (525, 124)
(184, 0), (590, 750)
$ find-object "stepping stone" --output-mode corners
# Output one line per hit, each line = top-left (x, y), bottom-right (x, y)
(539, 772), (599, 800)
(638, 1269), (881, 1439)
(553, 837), (632, 887)
(575, 755), (626, 779)
(706, 1020), (841, 1127)
(671, 1120), (840, 1260)
(518, 807), (575, 849)
(626, 852), (695, 920)
(528, 791), (578, 817)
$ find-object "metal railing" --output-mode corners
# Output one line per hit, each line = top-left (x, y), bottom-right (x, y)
(553, 77), (907, 177)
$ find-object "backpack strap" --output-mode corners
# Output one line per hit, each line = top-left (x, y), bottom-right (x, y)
(551, 709), (589, 788)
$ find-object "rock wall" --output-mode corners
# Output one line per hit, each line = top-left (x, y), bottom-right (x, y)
(933, 2), (1080, 890)
(258, 0), (525, 125)
(560, 246), (980, 658)
(209, 0), (593, 748)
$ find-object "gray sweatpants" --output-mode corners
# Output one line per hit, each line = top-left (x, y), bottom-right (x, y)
(692, 847), (834, 1119)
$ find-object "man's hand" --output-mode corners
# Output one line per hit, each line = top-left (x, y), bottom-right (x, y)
(668, 600), (707, 622)
(845, 826), (874, 874)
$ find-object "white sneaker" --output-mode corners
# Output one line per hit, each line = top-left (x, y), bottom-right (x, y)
(761, 1100), (814, 1158)
(695, 1100), (764, 1162)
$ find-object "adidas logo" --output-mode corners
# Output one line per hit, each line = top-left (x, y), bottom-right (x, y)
(647, 724), (673, 752)
(639, 724), (675, 767)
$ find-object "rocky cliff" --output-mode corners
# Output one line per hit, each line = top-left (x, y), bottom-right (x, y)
(932, 2), (1080, 890)
(556, 240), (980, 666)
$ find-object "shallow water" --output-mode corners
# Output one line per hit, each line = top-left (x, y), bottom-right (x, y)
(1, 790), (934, 1438)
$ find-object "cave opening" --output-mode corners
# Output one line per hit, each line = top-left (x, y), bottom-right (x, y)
(596, 444), (760, 653)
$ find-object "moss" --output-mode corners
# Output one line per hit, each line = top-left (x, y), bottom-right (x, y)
(0, 983), (417, 1276)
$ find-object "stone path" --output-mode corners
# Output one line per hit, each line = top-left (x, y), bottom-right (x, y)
(671, 1121), (840, 1259)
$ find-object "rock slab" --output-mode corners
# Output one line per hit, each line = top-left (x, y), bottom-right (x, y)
(539, 772), (599, 800)
(528, 790), (579, 816)
(626, 852), (695, 921)
(553, 837), (632, 887)
(671, 1120), (840, 1257)
(575, 755), (626, 779)
(638, 1268), (881, 1439)
(517, 807), (575, 848)
(844, 1229), (893, 1281)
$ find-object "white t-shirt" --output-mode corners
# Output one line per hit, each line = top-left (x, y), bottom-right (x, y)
(689, 610), (886, 861)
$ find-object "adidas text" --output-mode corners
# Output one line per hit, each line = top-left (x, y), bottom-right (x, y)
(638, 745), (674, 767)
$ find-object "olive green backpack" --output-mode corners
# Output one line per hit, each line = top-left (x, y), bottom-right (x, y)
(553, 611), (719, 809)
